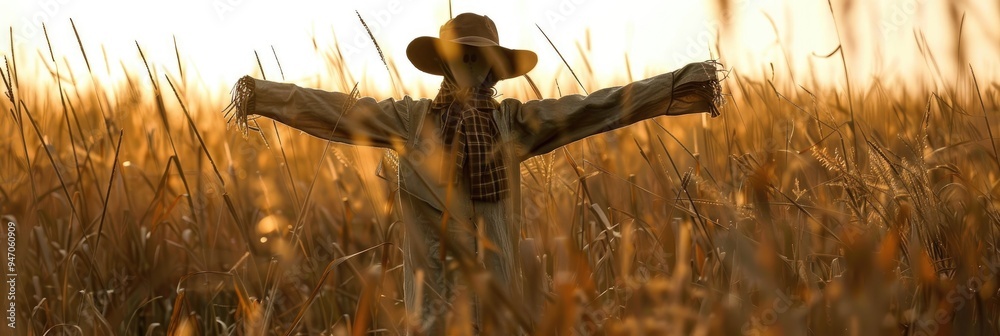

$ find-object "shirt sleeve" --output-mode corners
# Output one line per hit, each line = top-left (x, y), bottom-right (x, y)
(233, 77), (421, 149)
(506, 61), (721, 159)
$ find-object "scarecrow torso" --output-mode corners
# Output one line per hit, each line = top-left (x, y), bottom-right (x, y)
(386, 97), (523, 229)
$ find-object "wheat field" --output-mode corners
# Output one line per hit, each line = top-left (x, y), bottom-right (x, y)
(3, 2), (1000, 335)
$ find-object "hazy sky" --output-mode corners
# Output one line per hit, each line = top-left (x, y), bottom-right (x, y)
(1, 0), (997, 94)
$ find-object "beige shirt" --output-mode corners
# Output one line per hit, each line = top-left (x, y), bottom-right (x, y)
(246, 61), (721, 232)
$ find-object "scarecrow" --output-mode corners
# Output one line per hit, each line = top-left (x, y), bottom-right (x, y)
(225, 12), (722, 334)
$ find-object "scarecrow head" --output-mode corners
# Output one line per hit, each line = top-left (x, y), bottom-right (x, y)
(407, 13), (537, 88)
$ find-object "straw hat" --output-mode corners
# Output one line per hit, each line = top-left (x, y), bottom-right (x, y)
(407, 13), (537, 80)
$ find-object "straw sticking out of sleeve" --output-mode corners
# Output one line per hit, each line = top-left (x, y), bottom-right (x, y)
(673, 60), (726, 118)
(223, 75), (258, 136)
(706, 60), (727, 117)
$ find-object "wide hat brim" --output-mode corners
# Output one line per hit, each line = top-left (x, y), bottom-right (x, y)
(407, 36), (537, 80)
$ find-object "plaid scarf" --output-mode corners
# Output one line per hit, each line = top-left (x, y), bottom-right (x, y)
(431, 80), (508, 202)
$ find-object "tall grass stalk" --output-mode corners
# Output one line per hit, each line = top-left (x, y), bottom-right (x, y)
(4, 9), (999, 335)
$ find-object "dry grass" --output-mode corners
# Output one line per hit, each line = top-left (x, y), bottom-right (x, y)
(4, 7), (1000, 336)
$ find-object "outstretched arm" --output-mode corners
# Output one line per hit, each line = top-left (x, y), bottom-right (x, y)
(224, 76), (421, 149)
(507, 61), (722, 159)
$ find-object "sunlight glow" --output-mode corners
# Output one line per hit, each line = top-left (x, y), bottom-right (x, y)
(3, 0), (998, 93)
(256, 214), (285, 234)
(5, 1), (721, 89)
